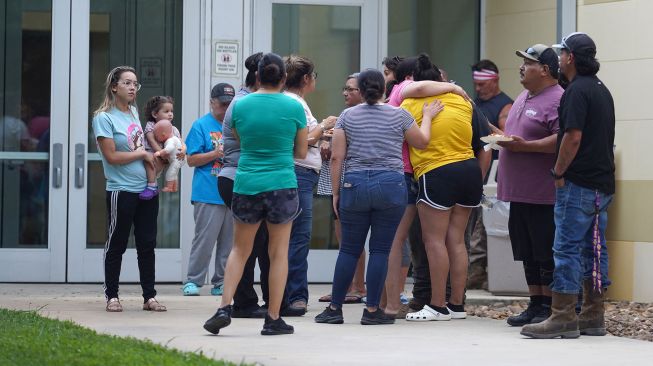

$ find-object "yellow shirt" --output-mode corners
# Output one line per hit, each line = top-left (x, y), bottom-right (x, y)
(400, 93), (474, 179)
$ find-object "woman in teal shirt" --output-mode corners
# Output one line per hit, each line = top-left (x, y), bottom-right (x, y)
(204, 53), (308, 336)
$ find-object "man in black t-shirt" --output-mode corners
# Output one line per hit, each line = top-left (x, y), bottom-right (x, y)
(522, 32), (615, 340)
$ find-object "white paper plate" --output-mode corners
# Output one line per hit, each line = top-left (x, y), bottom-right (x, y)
(480, 135), (514, 143)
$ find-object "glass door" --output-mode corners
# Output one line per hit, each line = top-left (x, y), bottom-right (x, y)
(0, 0), (69, 282)
(252, 0), (384, 281)
(67, 0), (185, 282)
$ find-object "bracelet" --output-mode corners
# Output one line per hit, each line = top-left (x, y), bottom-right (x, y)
(550, 168), (564, 180)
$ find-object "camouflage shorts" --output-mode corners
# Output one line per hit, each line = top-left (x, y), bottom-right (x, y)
(232, 188), (301, 224)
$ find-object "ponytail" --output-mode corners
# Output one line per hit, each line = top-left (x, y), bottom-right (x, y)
(357, 69), (385, 105)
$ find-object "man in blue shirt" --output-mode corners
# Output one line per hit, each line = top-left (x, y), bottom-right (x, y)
(182, 83), (236, 296)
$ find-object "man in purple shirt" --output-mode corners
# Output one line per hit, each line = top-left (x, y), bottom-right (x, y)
(497, 44), (563, 327)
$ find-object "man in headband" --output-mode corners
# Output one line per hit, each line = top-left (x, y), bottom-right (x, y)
(472, 59), (513, 131)
(465, 59), (514, 291)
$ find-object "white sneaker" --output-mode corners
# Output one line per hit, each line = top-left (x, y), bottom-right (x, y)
(447, 306), (467, 319)
(406, 305), (451, 321)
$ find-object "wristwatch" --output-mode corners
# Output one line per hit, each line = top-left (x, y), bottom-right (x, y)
(550, 168), (564, 180)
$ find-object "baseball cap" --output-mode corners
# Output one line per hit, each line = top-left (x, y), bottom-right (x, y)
(552, 32), (596, 57)
(210, 83), (235, 102)
(515, 44), (559, 74)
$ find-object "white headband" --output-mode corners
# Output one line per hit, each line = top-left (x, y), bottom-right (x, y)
(473, 69), (498, 81)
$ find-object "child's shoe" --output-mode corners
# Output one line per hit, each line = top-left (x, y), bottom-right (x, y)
(139, 186), (159, 200)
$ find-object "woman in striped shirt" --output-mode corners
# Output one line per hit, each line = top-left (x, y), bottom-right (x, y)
(315, 69), (442, 325)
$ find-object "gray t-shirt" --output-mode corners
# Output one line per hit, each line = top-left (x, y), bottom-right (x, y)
(335, 103), (415, 174)
(218, 87), (251, 180)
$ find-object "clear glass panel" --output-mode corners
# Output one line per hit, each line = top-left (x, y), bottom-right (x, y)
(87, 0), (183, 249)
(273, 4), (361, 119)
(387, 0), (479, 93)
(272, 4), (361, 250)
(0, 1), (51, 249)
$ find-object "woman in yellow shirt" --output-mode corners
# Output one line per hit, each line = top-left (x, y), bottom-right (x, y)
(400, 55), (483, 322)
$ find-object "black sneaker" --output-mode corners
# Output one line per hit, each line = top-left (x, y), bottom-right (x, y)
(280, 304), (306, 317)
(408, 298), (426, 312)
(506, 304), (540, 327)
(530, 305), (551, 324)
(232, 304), (267, 318)
(231, 304), (258, 318)
(314, 306), (344, 324)
(252, 306), (268, 318)
(261, 315), (294, 335)
(361, 308), (395, 325)
(203, 305), (232, 334)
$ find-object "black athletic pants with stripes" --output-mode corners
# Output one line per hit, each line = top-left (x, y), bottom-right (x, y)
(104, 191), (159, 302)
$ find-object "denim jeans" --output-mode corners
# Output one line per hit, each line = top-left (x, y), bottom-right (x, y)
(552, 181), (613, 294)
(286, 166), (319, 304)
(331, 170), (406, 308)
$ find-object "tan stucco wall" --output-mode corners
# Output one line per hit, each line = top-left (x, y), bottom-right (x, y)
(483, 0), (557, 100)
(485, 0), (653, 301)
(579, 0), (653, 302)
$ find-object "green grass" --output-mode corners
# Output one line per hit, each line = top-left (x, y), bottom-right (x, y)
(0, 308), (240, 366)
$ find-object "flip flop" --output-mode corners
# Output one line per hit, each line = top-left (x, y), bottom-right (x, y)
(143, 298), (167, 312)
(106, 298), (122, 312)
(318, 294), (332, 302)
(344, 292), (363, 304)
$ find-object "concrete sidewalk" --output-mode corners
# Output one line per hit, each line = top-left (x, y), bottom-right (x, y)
(0, 284), (649, 366)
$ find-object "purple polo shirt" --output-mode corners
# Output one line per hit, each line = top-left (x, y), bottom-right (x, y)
(497, 84), (563, 205)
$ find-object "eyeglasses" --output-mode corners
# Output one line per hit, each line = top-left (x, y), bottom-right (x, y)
(525, 47), (541, 60)
(311, 71), (318, 80)
(117, 80), (141, 91)
(553, 32), (587, 55)
(342, 87), (359, 93)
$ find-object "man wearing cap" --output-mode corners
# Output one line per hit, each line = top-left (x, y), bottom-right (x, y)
(466, 59), (514, 289)
(182, 82), (236, 297)
(521, 32), (615, 339)
(496, 44), (564, 327)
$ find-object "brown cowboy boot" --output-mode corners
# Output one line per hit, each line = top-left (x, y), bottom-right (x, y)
(520, 292), (580, 339)
(579, 279), (607, 336)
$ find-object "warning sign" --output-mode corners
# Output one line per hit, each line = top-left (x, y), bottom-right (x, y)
(140, 57), (162, 87)
(214, 41), (239, 76)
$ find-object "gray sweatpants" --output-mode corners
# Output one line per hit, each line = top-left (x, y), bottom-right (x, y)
(185, 202), (233, 287)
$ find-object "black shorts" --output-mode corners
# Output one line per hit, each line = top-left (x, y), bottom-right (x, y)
(417, 159), (483, 210)
(217, 176), (234, 208)
(232, 188), (301, 224)
(508, 202), (555, 263)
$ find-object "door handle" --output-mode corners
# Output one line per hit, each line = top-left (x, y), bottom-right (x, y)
(52, 143), (63, 188)
(75, 143), (85, 188)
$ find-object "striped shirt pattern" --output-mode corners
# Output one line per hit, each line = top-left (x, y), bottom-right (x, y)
(335, 103), (415, 174)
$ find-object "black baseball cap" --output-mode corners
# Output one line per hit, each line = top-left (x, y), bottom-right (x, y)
(553, 32), (596, 57)
(211, 83), (235, 102)
(515, 44), (559, 74)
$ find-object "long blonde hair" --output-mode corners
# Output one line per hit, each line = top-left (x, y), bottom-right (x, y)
(93, 66), (138, 116)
